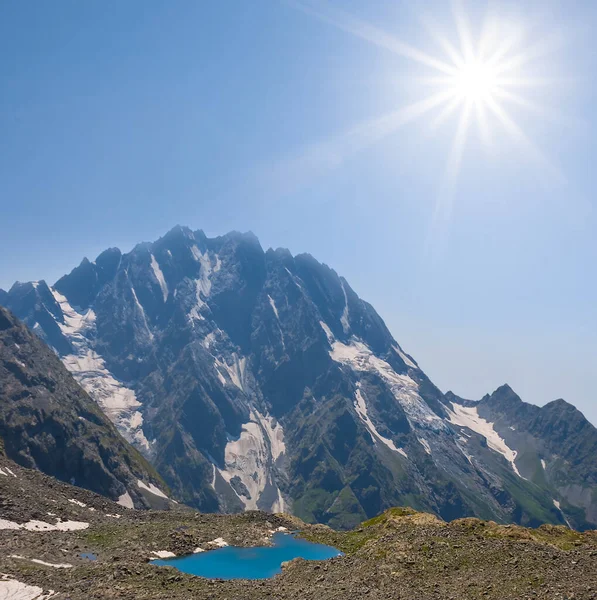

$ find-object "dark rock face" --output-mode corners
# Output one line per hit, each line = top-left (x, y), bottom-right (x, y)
(2, 226), (596, 529)
(470, 386), (597, 530)
(0, 305), (166, 509)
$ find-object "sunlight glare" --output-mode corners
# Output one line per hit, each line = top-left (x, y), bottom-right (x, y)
(289, 0), (566, 196)
(452, 60), (498, 101)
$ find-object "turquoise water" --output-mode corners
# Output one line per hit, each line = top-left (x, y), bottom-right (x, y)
(80, 552), (97, 561)
(152, 532), (342, 580)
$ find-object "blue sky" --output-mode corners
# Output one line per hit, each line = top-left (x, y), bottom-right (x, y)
(1, 1), (596, 422)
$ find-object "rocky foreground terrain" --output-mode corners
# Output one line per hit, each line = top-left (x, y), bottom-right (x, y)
(1, 453), (596, 600)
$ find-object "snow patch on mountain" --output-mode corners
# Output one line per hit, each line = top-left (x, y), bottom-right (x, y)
(448, 402), (523, 478)
(214, 354), (247, 392)
(553, 499), (572, 528)
(284, 267), (305, 292)
(137, 480), (168, 500)
(215, 409), (285, 511)
(258, 413), (286, 462)
(202, 331), (217, 349)
(50, 290), (152, 454)
(268, 295), (280, 320)
(340, 281), (350, 334)
(354, 385), (407, 458)
(150, 254), (168, 302)
(320, 321), (334, 344)
(541, 459), (547, 470)
(268, 295), (286, 349)
(189, 250), (219, 321)
(330, 338), (446, 431)
(117, 492), (134, 509)
(272, 489), (286, 514)
(393, 344), (418, 369)
(418, 437), (432, 455)
(129, 284), (153, 340)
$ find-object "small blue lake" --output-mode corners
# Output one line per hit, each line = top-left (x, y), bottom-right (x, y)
(80, 552), (97, 561)
(152, 532), (342, 580)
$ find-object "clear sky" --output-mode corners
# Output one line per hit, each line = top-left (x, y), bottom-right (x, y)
(1, 1), (596, 423)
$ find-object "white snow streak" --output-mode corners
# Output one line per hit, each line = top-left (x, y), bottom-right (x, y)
(553, 499), (572, 528)
(268, 296), (285, 348)
(268, 295), (280, 320)
(448, 403), (523, 478)
(0, 467), (16, 478)
(137, 480), (168, 500)
(340, 281), (350, 333)
(129, 284), (153, 340)
(150, 254), (168, 302)
(284, 267), (305, 292)
(319, 321), (335, 343)
(208, 538), (228, 548)
(330, 338), (446, 430)
(68, 499), (86, 508)
(189, 250), (219, 321)
(202, 331), (217, 349)
(418, 437), (432, 455)
(214, 355), (247, 392)
(541, 459), (547, 470)
(50, 289), (151, 453)
(393, 344), (418, 369)
(354, 385), (407, 458)
(10, 556), (72, 569)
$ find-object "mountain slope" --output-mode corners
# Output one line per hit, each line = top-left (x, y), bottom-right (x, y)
(0, 305), (169, 509)
(444, 385), (597, 530)
(2, 225), (595, 529)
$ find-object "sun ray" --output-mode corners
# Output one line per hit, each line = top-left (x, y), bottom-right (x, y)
(484, 26), (526, 69)
(492, 31), (565, 75)
(427, 100), (473, 255)
(418, 13), (466, 69)
(444, 99), (473, 191)
(477, 10), (499, 63)
(428, 96), (463, 132)
(451, 0), (476, 63)
(260, 90), (457, 196)
(282, 0), (565, 201)
(474, 100), (492, 149)
(288, 0), (459, 75)
(494, 76), (571, 89)
(485, 97), (565, 185)
(493, 89), (584, 128)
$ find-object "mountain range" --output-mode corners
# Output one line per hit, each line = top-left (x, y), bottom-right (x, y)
(1, 225), (595, 530)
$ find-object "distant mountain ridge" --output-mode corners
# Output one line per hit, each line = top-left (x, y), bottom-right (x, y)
(1, 225), (595, 529)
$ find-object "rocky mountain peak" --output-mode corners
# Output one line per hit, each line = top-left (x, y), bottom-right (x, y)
(1, 225), (596, 530)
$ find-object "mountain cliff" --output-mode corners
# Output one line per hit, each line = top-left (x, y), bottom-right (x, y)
(2, 225), (595, 529)
(0, 305), (169, 509)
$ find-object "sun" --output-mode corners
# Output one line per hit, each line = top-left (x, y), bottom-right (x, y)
(451, 60), (499, 102)
(289, 0), (564, 203)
